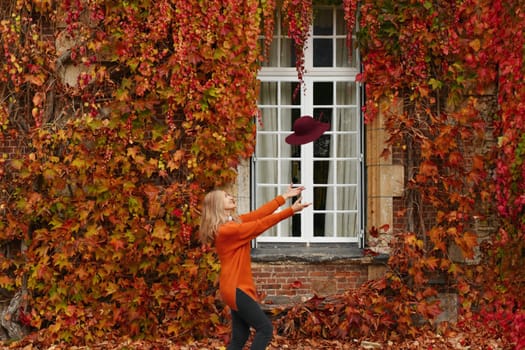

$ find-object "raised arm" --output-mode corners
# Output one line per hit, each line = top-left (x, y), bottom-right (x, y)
(217, 197), (310, 251)
(239, 184), (307, 222)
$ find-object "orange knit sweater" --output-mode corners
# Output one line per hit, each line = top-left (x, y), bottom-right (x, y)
(215, 195), (294, 311)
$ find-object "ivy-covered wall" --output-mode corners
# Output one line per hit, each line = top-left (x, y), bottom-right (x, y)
(1, 0), (524, 347)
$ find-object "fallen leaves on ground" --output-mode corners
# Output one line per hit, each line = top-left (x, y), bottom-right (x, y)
(2, 329), (510, 350)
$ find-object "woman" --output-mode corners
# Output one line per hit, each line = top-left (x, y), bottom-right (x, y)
(199, 185), (310, 350)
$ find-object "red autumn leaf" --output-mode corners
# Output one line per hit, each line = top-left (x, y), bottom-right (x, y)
(172, 208), (183, 217)
(448, 151), (463, 166)
(369, 226), (379, 238)
(363, 248), (379, 257)
(380, 147), (391, 160)
(379, 224), (390, 232)
(1, 0), (524, 347)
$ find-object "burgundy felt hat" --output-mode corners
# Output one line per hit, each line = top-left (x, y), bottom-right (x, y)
(285, 116), (330, 145)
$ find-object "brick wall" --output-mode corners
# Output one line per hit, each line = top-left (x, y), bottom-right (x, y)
(252, 261), (370, 303)
(0, 135), (29, 160)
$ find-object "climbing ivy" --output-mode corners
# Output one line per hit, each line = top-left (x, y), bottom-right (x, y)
(0, 0), (524, 347)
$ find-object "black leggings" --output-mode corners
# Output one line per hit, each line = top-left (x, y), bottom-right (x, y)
(227, 288), (273, 350)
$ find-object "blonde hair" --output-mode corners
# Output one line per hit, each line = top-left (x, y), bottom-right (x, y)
(199, 190), (230, 245)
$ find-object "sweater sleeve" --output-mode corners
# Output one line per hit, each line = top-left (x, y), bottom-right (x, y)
(216, 207), (294, 251)
(238, 196), (286, 222)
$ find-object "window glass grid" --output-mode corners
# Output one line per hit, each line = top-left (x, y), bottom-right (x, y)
(255, 4), (361, 244)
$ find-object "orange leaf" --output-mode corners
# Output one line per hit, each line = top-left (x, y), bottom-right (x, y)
(469, 38), (481, 52)
(109, 237), (125, 251)
(423, 256), (439, 270)
(454, 231), (478, 259)
(419, 160), (438, 177)
(152, 220), (170, 240)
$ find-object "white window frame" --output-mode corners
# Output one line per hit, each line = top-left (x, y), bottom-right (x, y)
(253, 5), (364, 246)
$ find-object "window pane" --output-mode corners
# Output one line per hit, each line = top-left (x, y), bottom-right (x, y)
(280, 107), (299, 131)
(290, 213), (302, 237)
(336, 9), (345, 36)
(278, 138), (297, 158)
(348, 39), (359, 68)
(279, 159), (295, 184)
(314, 134), (331, 158)
(281, 82), (301, 105)
(256, 134), (279, 156)
(338, 187), (358, 210)
(336, 81), (357, 105)
(281, 109), (301, 136)
(314, 9), (333, 35)
(314, 213), (333, 236)
(336, 134), (359, 157)
(277, 215), (300, 237)
(256, 160), (278, 182)
(337, 160), (358, 183)
(313, 108), (332, 127)
(256, 185), (278, 206)
(335, 108), (358, 132)
(314, 161), (330, 185)
(259, 82), (278, 104)
(290, 159), (301, 184)
(313, 8), (334, 68)
(314, 82), (333, 105)
(259, 109), (278, 131)
(313, 38), (333, 67)
(336, 38), (350, 67)
(315, 186), (334, 209)
(282, 38), (295, 67)
(337, 212), (358, 237)
(326, 212), (336, 237)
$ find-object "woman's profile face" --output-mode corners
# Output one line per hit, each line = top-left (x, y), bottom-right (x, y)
(223, 191), (237, 211)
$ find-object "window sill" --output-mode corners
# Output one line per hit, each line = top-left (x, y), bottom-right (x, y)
(251, 243), (388, 264)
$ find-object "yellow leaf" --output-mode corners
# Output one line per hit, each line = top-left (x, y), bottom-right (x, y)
(152, 220), (170, 240)
(43, 168), (57, 180)
(25, 73), (46, 86)
(105, 282), (119, 295)
(10, 159), (23, 170)
(469, 38), (481, 52)
(127, 146), (139, 159)
(446, 226), (457, 236)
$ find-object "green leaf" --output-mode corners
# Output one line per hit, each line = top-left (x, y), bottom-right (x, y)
(428, 78), (442, 90)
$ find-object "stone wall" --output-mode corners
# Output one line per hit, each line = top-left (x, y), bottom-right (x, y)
(366, 99), (405, 253)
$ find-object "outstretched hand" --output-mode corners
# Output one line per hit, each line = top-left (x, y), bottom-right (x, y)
(282, 184), (311, 212)
(282, 183), (305, 200)
(291, 197), (311, 213)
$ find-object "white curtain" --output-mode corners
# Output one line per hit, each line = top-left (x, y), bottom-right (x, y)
(324, 82), (358, 237)
(257, 81), (294, 236)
